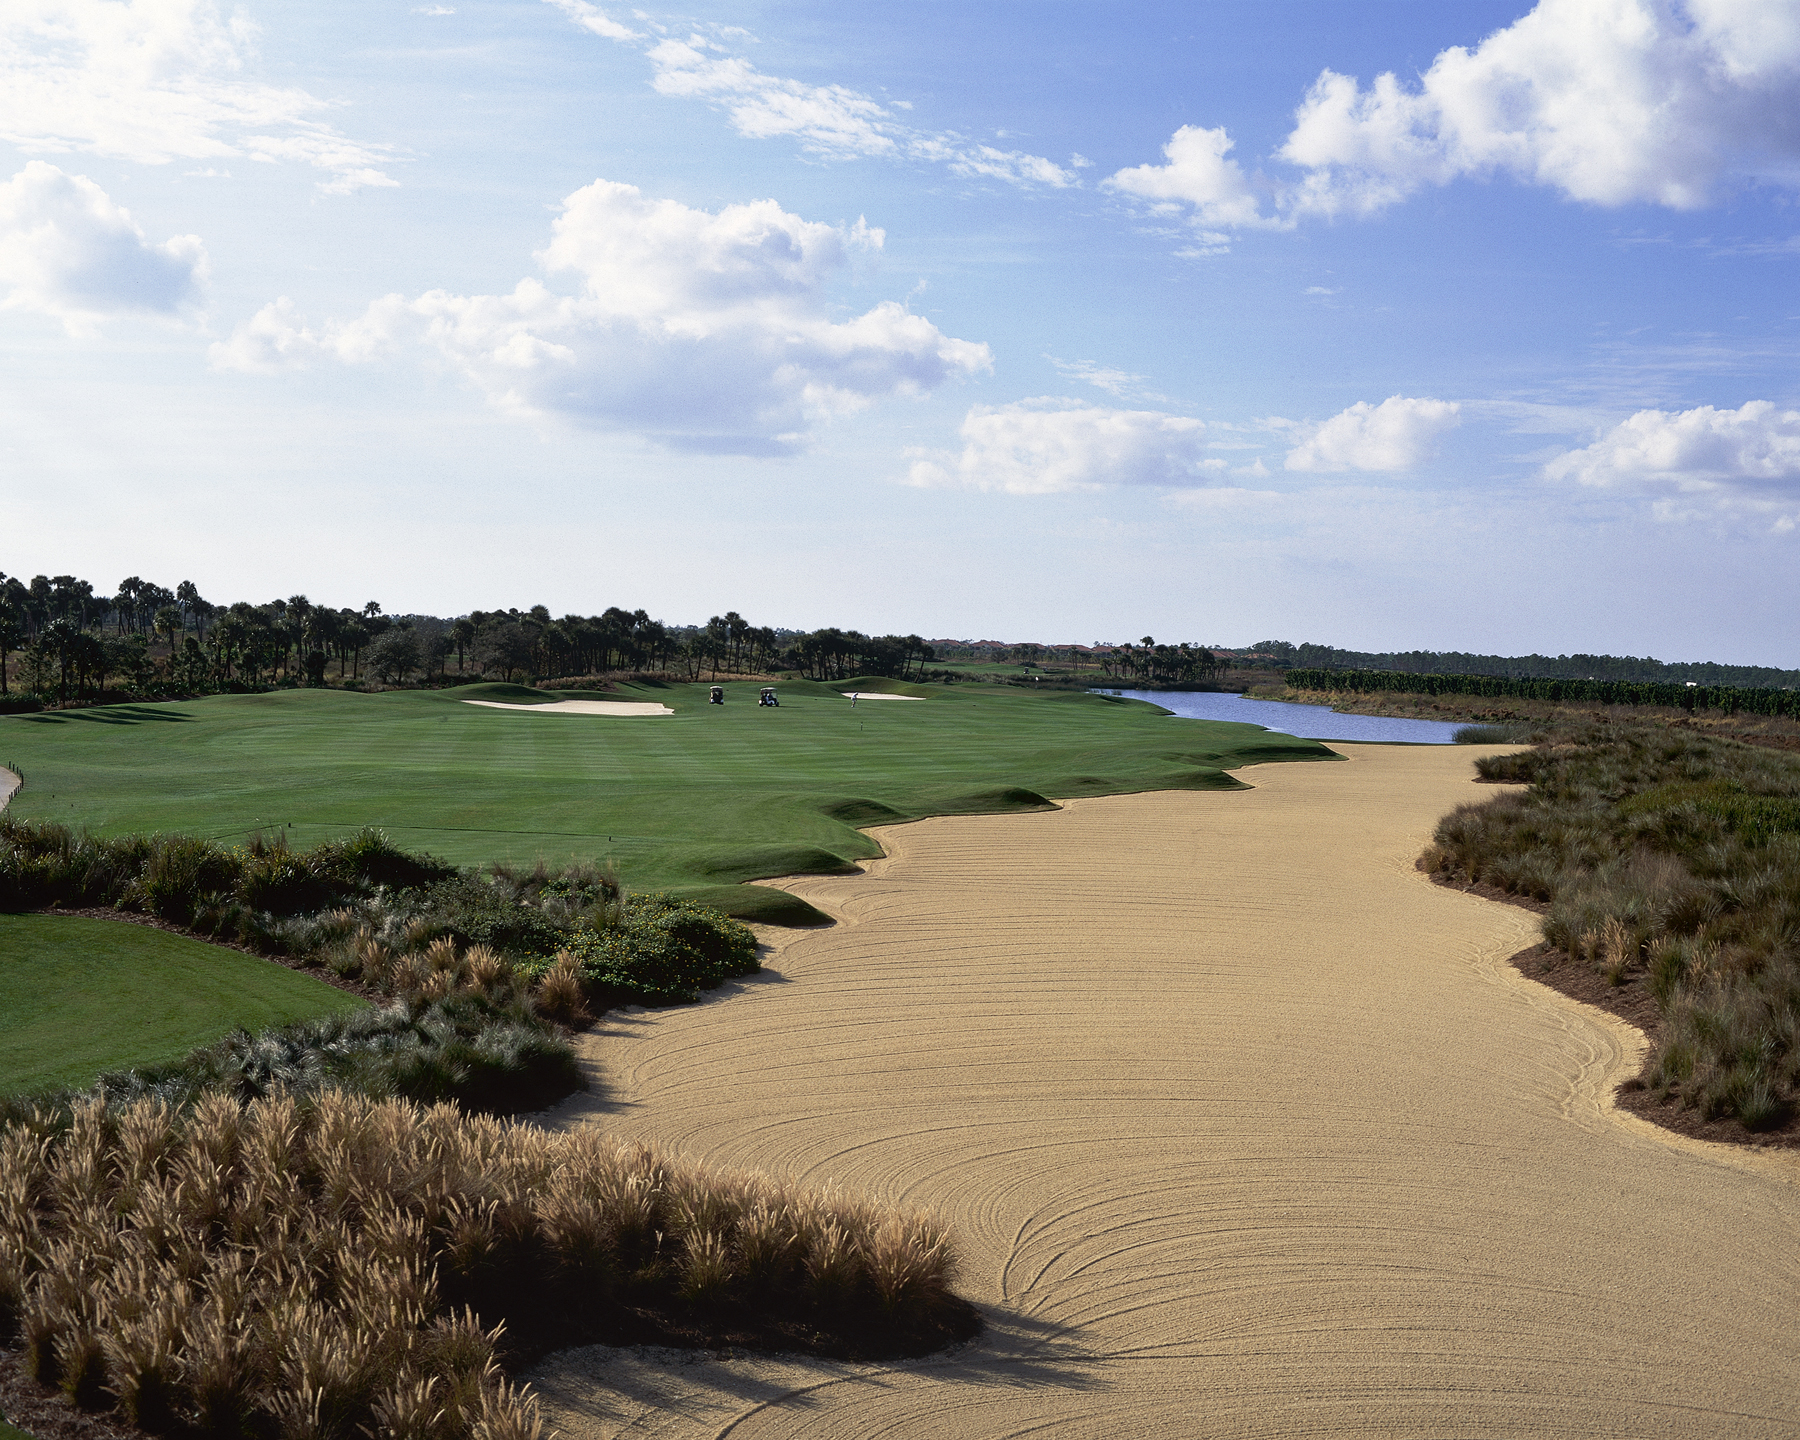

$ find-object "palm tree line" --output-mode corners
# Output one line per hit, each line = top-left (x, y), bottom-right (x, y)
(0, 570), (940, 705)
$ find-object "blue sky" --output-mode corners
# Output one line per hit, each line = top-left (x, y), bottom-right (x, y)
(4, 0), (1800, 660)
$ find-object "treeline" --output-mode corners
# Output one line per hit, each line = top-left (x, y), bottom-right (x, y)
(0, 568), (939, 706)
(1097, 638), (1218, 684)
(925, 639), (1218, 683)
(1257, 640), (1800, 689)
(1289, 668), (1800, 718)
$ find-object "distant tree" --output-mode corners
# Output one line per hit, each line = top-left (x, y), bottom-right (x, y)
(304, 650), (329, 687)
(474, 623), (535, 683)
(154, 605), (182, 658)
(0, 589), (20, 695)
(364, 627), (423, 685)
(451, 618), (476, 672)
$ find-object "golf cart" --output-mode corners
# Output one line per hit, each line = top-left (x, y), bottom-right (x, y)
(709, 685), (724, 704)
(758, 687), (779, 707)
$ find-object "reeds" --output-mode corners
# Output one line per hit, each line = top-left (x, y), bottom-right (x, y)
(0, 1089), (963, 1436)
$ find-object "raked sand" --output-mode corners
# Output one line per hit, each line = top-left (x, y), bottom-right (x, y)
(536, 744), (1800, 1439)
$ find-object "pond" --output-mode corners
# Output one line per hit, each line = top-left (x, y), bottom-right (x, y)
(1095, 689), (1469, 745)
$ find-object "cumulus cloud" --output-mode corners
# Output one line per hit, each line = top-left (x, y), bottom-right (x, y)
(1284, 395), (1460, 472)
(0, 161), (205, 331)
(214, 180), (989, 455)
(1101, 124), (1274, 228)
(1544, 401), (1800, 522)
(906, 398), (1222, 494)
(1109, 0), (1800, 238)
(0, 0), (397, 192)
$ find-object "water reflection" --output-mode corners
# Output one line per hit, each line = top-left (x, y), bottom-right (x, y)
(1097, 689), (1466, 745)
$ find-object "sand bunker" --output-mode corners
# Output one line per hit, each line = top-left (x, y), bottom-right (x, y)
(461, 699), (672, 717)
(841, 691), (923, 701)
(538, 745), (1799, 1438)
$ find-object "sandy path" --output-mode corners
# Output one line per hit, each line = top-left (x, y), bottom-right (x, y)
(461, 700), (673, 716)
(536, 745), (1800, 1439)
(0, 766), (18, 813)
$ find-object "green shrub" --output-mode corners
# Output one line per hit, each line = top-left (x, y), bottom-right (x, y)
(397, 876), (571, 955)
(312, 827), (457, 889)
(129, 835), (238, 924)
(555, 893), (759, 1006)
(76, 992), (581, 1117)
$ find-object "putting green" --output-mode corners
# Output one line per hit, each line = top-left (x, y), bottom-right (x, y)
(0, 679), (1334, 920)
(0, 914), (365, 1095)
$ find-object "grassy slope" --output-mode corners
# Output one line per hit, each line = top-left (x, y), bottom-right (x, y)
(0, 681), (1333, 921)
(0, 914), (365, 1094)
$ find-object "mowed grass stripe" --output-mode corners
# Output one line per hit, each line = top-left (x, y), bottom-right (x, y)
(0, 915), (366, 1095)
(1, 681), (1334, 917)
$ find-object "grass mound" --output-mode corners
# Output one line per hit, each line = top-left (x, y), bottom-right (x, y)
(450, 683), (563, 704)
(1425, 725), (1800, 1131)
(0, 917), (363, 1097)
(0, 1089), (975, 1440)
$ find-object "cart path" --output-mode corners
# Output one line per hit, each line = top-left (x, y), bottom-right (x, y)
(535, 744), (1800, 1439)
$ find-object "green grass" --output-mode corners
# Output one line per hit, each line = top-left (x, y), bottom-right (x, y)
(0, 679), (1333, 921)
(0, 914), (365, 1094)
(0, 1417), (30, 1440)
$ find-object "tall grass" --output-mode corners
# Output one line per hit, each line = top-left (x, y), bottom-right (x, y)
(1451, 723), (1536, 745)
(1425, 725), (1800, 1130)
(0, 1089), (964, 1436)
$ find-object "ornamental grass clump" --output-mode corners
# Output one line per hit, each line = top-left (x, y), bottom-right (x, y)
(0, 1088), (967, 1436)
(1426, 724), (1800, 1130)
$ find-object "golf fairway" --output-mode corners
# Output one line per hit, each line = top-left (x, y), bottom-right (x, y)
(0, 681), (1332, 919)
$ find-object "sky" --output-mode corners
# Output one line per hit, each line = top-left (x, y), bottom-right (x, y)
(3, 0), (1800, 661)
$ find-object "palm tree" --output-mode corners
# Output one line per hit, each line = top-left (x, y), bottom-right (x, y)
(154, 606), (182, 660)
(43, 617), (82, 704)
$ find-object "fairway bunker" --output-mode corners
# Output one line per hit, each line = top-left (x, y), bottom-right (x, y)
(840, 691), (924, 702)
(462, 700), (674, 717)
(538, 745), (1800, 1439)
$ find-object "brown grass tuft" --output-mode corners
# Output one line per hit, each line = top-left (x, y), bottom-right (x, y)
(531, 951), (588, 1025)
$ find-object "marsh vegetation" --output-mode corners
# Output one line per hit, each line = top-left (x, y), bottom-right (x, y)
(1425, 726), (1800, 1132)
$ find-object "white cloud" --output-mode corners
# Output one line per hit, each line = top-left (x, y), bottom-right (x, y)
(1102, 125), (1274, 230)
(0, 0), (397, 192)
(906, 398), (1221, 494)
(541, 0), (634, 41)
(1284, 395), (1461, 472)
(552, 25), (1074, 188)
(1544, 401), (1800, 523)
(214, 180), (990, 455)
(1109, 0), (1800, 239)
(1046, 355), (1166, 401)
(0, 161), (206, 331)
